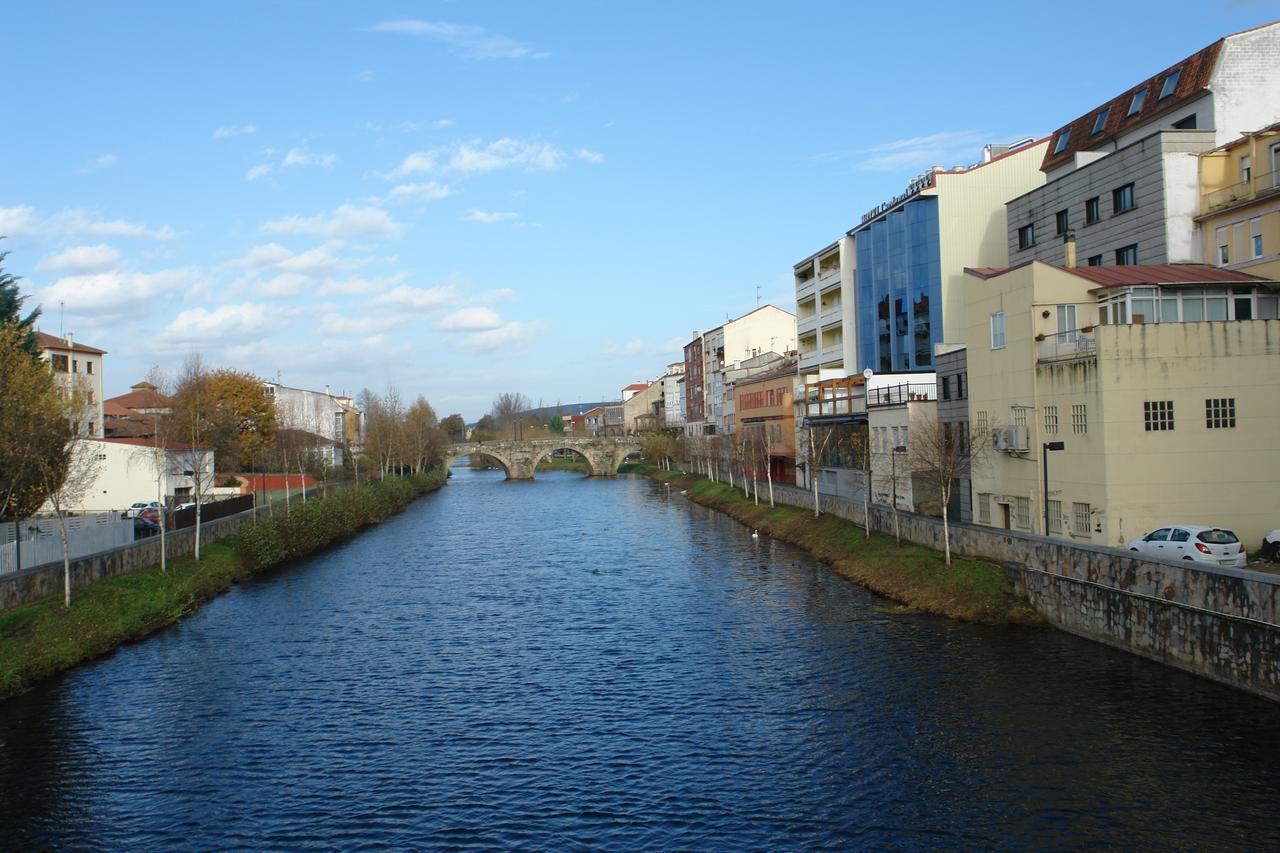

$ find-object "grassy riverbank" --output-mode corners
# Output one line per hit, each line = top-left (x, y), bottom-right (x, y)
(0, 471), (445, 700)
(633, 464), (1039, 625)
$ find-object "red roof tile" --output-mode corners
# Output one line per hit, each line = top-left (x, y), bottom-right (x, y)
(34, 330), (107, 355)
(105, 387), (169, 409)
(1063, 264), (1273, 288)
(1040, 38), (1223, 174)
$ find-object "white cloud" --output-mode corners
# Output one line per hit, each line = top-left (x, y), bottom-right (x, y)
(464, 210), (518, 224)
(282, 147), (338, 168)
(434, 118), (454, 128)
(371, 284), (456, 312)
(449, 138), (563, 174)
(365, 19), (549, 60)
(214, 124), (257, 139)
(479, 287), (517, 303)
(42, 267), (198, 317)
(317, 273), (404, 296)
(317, 311), (407, 336)
(817, 130), (991, 172)
(36, 244), (121, 275)
(44, 210), (179, 241)
(392, 151), (437, 176)
(0, 206), (36, 234)
(388, 181), (453, 202)
(233, 242), (295, 269)
(260, 272), (313, 297)
(94, 153), (118, 168)
(357, 70), (375, 82)
(163, 302), (271, 342)
(575, 148), (605, 164)
(262, 204), (401, 240)
(436, 306), (502, 331)
(246, 163), (273, 181)
(460, 320), (544, 351)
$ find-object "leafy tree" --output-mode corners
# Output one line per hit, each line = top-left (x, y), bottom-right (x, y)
(169, 366), (276, 474)
(470, 414), (499, 442)
(548, 414), (565, 436)
(440, 413), (467, 443)
(403, 395), (444, 473)
(0, 325), (70, 522)
(0, 242), (40, 358)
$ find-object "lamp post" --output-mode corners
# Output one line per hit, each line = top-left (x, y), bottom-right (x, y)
(891, 444), (907, 544)
(1043, 441), (1065, 536)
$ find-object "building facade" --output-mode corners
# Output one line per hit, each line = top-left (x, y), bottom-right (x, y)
(263, 382), (364, 467)
(963, 260), (1279, 547)
(733, 367), (798, 486)
(795, 236), (856, 379)
(852, 139), (1050, 375)
(934, 343), (972, 523)
(36, 331), (105, 438)
(1197, 122), (1280, 281)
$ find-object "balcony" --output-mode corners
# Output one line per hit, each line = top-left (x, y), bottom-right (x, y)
(820, 302), (842, 325)
(804, 377), (865, 419)
(866, 382), (936, 408)
(795, 271), (818, 301)
(817, 265), (841, 289)
(1036, 329), (1097, 364)
(1200, 169), (1280, 215)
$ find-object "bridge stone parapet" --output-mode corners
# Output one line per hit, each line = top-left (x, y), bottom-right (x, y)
(444, 437), (644, 480)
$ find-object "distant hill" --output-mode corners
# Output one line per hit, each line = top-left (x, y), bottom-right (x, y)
(468, 401), (620, 429)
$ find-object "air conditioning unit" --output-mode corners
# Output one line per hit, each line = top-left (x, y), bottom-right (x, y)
(991, 428), (1008, 452)
(1004, 425), (1029, 452)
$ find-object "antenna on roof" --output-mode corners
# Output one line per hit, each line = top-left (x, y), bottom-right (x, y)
(59, 301), (64, 336)
(756, 284), (761, 307)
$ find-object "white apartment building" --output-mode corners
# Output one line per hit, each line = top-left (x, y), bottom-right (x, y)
(661, 362), (685, 428)
(36, 331), (105, 438)
(795, 235), (856, 382)
(262, 381), (364, 467)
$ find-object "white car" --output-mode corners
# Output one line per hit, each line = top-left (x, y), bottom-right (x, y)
(1263, 530), (1280, 563)
(1127, 525), (1247, 568)
(125, 501), (160, 519)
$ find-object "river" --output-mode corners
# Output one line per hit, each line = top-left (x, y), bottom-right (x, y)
(1, 468), (1278, 848)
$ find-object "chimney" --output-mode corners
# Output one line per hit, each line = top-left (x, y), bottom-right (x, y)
(65, 332), (74, 349)
(1063, 230), (1077, 269)
(324, 384), (332, 396)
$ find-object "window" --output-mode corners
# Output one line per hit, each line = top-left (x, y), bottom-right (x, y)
(1071, 404), (1087, 434)
(1241, 155), (1252, 184)
(1160, 68), (1181, 99)
(86, 362), (94, 375)
(1252, 219), (1263, 259)
(1091, 108), (1110, 135)
(1073, 502), (1092, 536)
(1055, 209), (1070, 236)
(1206, 398), (1236, 429)
(1219, 243), (1230, 264)
(957, 374), (965, 399)
(72, 359), (79, 373)
(1113, 183), (1136, 214)
(1128, 88), (1147, 116)
(975, 410), (989, 435)
(1172, 114), (1197, 130)
(87, 391), (94, 404)
(978, 493), (991, 524)
(1017, 224), (1035, 250)
(1144, 400), (1175, 431)
(1087, 254), (1103, 267)
(1012, 408), (1027, 428)
(1044, 406), (1059, 434)
(1047, 500), (1063, 534)
(990, 312), (1006, 349)
(1015, 497), (1032, 531)
(1085, 197), (1100, 225)
(1254, 234), (1264, 258)
(50, 354), (69, 372)
(1115, 244), (1138, 265)
(941, 375), (951, 400)
(1053, 129), (1071, 155)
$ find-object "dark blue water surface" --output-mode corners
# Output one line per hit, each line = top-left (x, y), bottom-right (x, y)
(2, 468), (1279, 849)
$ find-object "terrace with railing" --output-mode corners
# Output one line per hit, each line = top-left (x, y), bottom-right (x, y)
(866, 382), (937, 408)
(1200, 168), (1280, 215)
(1036, 328), (1097, 364)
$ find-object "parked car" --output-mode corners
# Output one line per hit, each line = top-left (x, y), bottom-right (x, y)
(138, 507), (161, 525)
(1127, 525), (1247, 568)
(175, 502), (197, 512)
(133, 516), (160, 538)
(1263, 530), (1280, 563)
(125, 501), (160, 519)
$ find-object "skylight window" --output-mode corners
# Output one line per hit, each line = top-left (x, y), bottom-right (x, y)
(1053, 129), (1071, 155)
(1092, 108), (1110, 135)
(1160, 68), (1181, 99)
(1128, 88), (1147, 116)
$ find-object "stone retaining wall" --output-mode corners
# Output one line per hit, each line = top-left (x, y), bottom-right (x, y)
(745, 479), (1280, 701)
(0, 510), (255, 611)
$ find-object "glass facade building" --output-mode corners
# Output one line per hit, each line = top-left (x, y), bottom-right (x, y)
(855, 196), (942, 374)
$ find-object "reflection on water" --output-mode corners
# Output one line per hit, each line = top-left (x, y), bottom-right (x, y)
(0, 467), (1278, 848)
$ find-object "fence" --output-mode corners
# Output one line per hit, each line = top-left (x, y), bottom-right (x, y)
(172, 495), (256, 530)
(1, 514), (135, 575)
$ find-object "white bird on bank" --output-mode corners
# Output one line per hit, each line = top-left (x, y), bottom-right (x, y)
(680, 490), (688, 495)
(751, 530), (759, 539)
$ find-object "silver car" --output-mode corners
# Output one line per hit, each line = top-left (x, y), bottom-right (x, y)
(1127, 525), (1247, 568)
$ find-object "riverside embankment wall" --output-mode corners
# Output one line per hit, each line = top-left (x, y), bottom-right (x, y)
(742, 480), (1280, 701)
(0, 510), (255, 611)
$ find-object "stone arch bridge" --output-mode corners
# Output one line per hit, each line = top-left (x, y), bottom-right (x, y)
(444, 437), (645, 480)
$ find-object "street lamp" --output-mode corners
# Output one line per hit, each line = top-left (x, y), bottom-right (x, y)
(1043, 441), (1065, 536)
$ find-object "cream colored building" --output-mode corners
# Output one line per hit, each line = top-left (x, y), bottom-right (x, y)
(1197, 122), (1280, 281)
(622, 380), (664, 434)
(36, 331), (105, 438)
(795, 236), (855, 380)
(963, 260), (1279, 548)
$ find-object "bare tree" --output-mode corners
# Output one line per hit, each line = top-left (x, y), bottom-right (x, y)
(911, 409), (980, 565)
(490, 392), (533, 440)
(805, 423), (840, 519)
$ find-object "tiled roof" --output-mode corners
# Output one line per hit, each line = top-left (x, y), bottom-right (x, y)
(106, 387), (169, 409)
(622, 383), (650, 391)
(103, 400), (135, 417)
(1040, 37), (1223, 173)
(1064, 264), (1273, 288)
(34, 330), (107, 355)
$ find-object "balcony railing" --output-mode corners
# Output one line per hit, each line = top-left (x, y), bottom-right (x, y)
(1037, 328), (1097, 363)
(1201, 169), (1280, 214)
(866, 382), (936, 407)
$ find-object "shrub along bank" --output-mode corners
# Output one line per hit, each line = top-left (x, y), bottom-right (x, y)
(632, 464), (1040, 625)
(0, 471), (445, 700)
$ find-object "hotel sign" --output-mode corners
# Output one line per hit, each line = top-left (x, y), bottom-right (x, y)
(858, 171), (936, 226)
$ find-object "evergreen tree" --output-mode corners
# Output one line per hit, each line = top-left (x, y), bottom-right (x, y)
(0, 242), (41, 357)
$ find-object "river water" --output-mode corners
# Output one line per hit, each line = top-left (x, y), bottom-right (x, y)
(1, 468), (1279, 848)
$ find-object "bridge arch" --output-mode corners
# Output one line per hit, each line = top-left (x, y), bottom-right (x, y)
(442, 437), (645, 481)
(444, 447), (514, 478)
(532, 445), (603, 476)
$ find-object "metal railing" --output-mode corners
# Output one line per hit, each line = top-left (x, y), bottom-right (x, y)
(866, 382), (937, 407)
(1037, 329), (1097, 363)
(1201, 168), (1280, 213)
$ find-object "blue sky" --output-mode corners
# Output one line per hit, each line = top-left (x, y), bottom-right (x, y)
(1, 1), (1270, 419)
